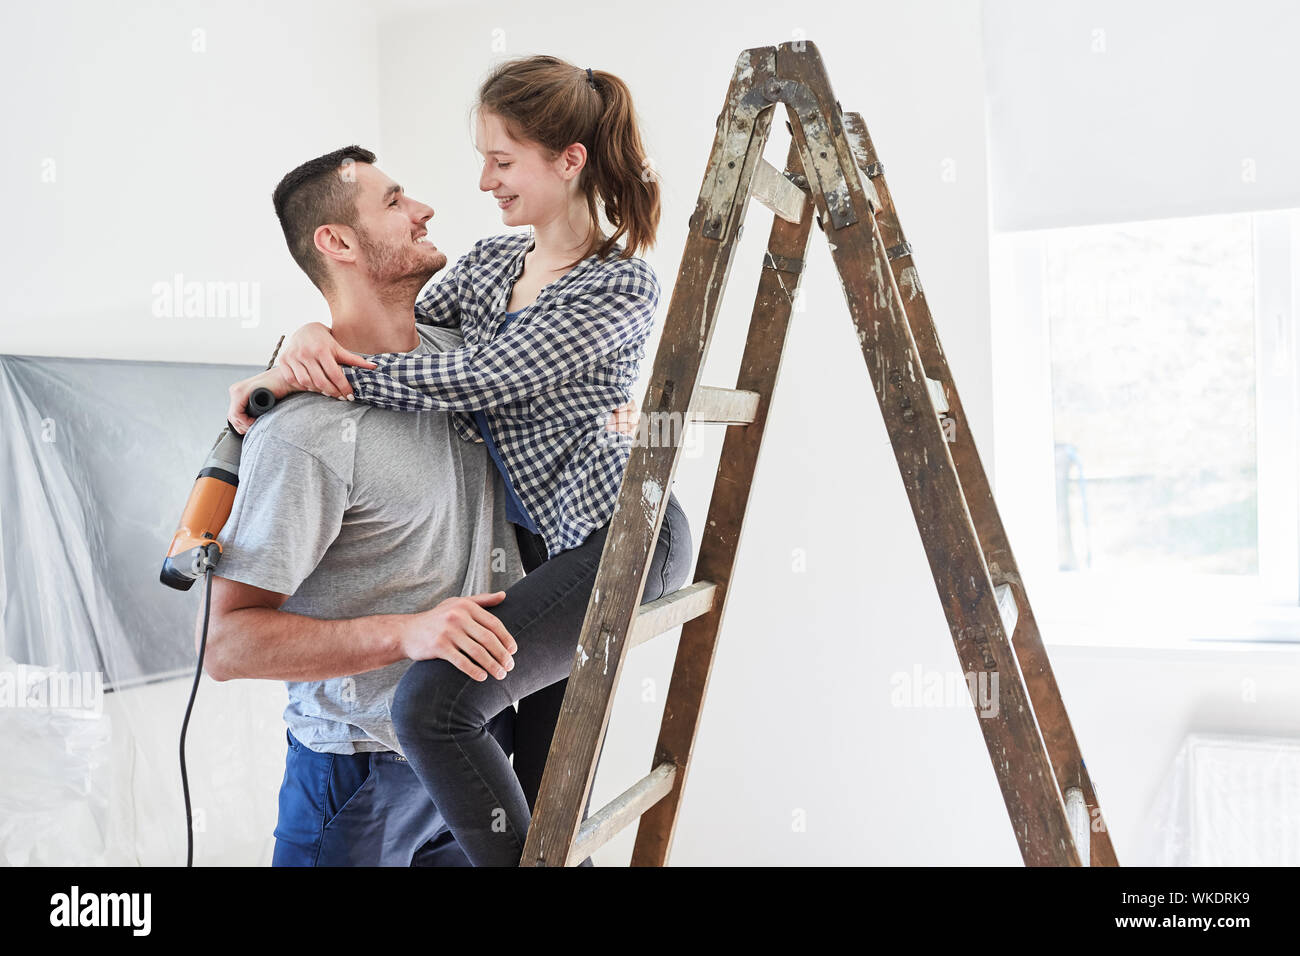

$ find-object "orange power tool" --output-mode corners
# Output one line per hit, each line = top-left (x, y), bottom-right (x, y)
(160, 338), (285, 591)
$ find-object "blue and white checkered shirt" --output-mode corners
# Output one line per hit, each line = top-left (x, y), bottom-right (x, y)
(342, 232), (660, 557)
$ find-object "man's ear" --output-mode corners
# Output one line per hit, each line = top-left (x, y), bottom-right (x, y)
(314, 223), (358, 267)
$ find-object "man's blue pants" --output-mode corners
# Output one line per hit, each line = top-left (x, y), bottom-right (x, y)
(271, 709), (514, 866)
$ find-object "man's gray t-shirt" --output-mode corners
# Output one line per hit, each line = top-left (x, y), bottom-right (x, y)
(215, 324), (526, 755)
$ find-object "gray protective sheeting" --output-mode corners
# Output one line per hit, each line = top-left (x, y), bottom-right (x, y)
(0, 352), (260, 685)
(0, 352), (280, 865)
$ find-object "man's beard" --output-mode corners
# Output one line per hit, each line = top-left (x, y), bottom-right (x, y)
(355, 225), (446, 290)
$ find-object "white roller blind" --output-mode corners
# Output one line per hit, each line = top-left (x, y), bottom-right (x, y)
(983, 0), (1300, 230)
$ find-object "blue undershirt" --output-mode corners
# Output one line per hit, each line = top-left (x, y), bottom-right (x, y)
(472, 308), (540, 535)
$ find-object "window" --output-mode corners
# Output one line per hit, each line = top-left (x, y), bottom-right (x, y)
(1047, 215), (1258, 575)
(990, 210), (1299, 647)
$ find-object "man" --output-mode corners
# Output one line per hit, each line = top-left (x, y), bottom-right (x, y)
(202, 145), (630, 866)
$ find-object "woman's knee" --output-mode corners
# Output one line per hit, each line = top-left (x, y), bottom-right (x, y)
(391, 658), (495, 739)
(665, 495), (692, 591)
(645, 493), (692, 601)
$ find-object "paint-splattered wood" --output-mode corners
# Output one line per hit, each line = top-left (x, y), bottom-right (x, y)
(688, 385), (761, 425)
(631, 138), (817, 866)
(518, 47), (784, 866)
(778, 41), (1081, 865)
(841, 110), (1117, 867)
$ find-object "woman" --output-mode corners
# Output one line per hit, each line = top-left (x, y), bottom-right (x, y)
(229, 56), (691, 866)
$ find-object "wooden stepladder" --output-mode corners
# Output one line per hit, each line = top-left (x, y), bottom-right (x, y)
(520, 41), (1117, 867)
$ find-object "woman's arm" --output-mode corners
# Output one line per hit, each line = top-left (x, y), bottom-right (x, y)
(414, 262), (464, 329)
(275, 322), (377, 399)
(342, 259), (660, 413)
(269, 249), (470, 400)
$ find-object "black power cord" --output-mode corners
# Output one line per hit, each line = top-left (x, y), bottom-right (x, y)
(170, 341), (282, 867)
(179, 564), (215, 867)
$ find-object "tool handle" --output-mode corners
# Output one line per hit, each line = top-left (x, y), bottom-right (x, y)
(223, 386), (277, 434)
(246, 387), (276, 418)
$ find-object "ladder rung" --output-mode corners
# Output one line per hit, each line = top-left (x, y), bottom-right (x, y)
(568, 761), (677, 866)
(631, 581), (718, 648)
(688, 386), (761, 425)
(749, 158), (806, 223)
(994, 582), (1019, 639)
(927, 377), (949, 414)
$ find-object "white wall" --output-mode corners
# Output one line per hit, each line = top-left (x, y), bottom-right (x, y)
(0, 0), (384, 368)
(983, 0), (1300, 230)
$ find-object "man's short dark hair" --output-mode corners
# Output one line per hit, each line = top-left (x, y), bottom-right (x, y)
(272, 145), (377, 293)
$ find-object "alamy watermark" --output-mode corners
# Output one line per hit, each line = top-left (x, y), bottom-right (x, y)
(890, 665), (999, 717)
(609, 410), (704, 459)
(49, 886), (150, 936)
(0, 665), (103, 714)
(151, 273), (261, 327)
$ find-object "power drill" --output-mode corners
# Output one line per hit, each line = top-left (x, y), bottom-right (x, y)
(159, 386), (277, 589)
(161, 335), (287, 590)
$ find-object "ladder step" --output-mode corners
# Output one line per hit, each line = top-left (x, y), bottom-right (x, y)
(631, 581), (718, 648)
(688, 386), (761, 425)
(749, 158), (806, 223)
(568, 762), (677, 866)
(994, 582), (1019, 639)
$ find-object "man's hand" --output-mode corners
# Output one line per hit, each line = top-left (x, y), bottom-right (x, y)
(400, 591), (518, 682)
(227, 365), (299, 435)
(278, 321), (378, 401)
(605, 395), (640, 436)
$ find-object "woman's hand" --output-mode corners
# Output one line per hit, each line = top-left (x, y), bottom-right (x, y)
(277, 321), (378, 400)
(605, 396), (640, 436)
(226, 366), (298, 435)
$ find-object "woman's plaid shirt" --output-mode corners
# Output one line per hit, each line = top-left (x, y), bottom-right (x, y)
(342, 232), (660, 557)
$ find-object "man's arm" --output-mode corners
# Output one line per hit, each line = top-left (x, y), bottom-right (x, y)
(196, 576), (517, 684)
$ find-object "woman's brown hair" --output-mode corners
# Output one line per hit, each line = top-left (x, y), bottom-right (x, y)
(476, 55), (660, 265)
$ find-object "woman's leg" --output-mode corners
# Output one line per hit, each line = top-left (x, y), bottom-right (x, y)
(514, 491), (692, 807)
(390, 491), (692, 866)
(507, 525), (589, 824)
(509, 522), (584, 817)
